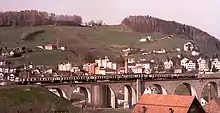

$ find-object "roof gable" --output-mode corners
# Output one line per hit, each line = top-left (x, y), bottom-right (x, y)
(132, 94), (197, 113)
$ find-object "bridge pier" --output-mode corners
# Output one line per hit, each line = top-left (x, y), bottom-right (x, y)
(136, 79), (145, 101)
(91, 84), (109, 108)
(123, 86), (130, 109)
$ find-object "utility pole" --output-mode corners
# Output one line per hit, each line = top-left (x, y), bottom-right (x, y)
(56, 36), (59, 47)
(123, 51), (130, 74)
(28, 71), (30, 85)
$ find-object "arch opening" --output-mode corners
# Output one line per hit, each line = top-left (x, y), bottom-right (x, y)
(144, 84), (167, 95)
(107, 86), (117, 108)
(173, 83), (197, 98)
(71, 87), (91, 105)
(201, 82), (218, 105)
(117, 85), (137, 109)
(49, 88), (68, 99)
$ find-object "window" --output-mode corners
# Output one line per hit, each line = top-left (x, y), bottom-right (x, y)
(140, 106), (147, 113)
(189, 108), (196, 113)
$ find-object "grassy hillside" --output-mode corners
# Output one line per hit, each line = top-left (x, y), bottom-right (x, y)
(0, 86), (131, 113)
(0, 25), (189, 66)
(0, 86), (80, 113)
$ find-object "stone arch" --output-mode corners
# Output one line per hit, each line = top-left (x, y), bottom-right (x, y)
(201, 81), (218, 102)
(48, 88), (68, 99)
(107, 86), (117, 108)
(144, 84), (167, 95)
(116, 85), (137, 109)
(71, 87), (91, 104)
(173, 82), (198, 98)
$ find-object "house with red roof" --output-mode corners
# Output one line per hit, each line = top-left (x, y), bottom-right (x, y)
(132, 94), (205, 113)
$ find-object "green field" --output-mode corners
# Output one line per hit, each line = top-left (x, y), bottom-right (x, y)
(0, 86), (131, 113)
(0, 25), (188, 67)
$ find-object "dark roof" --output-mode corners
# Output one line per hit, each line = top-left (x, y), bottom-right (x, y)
(137, 61), (152, 64)
(186, 60), (196, 63)
(101, 68), (116, 72)
(202, 96), (209, 102)
(128, 63), (136, 66)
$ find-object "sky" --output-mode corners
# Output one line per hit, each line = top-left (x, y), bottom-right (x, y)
(0, 0), (219, 38)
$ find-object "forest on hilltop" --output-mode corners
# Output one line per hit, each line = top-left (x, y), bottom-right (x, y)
(0, 10), (82, 26)
(122, 16), (220, 54)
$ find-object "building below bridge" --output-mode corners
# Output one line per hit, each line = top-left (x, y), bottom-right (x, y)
(132, 94), (205, 113)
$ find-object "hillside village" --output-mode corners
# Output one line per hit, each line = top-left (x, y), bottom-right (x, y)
(1, 10), (220, 113)
(0, 37), (220, 84)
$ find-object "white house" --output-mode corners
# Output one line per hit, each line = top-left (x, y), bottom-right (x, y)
(1, 51), (9, 56)
(136, 61), (151, 70)
(9, 51), (14, 56)
(128, 58), (135, 64)
(58, 62), (72, 71)
(185, 60), (196, 71)
(44, 44), (54, 50)
(0, 61), (6, 66)
(107, 62), (113, 69)
(153, 48), (166, 54)
(45, 69), (53, 74)
(37, 45), (44, 49)
(192, 51), (200, 56)
(139, 36), (151, 42)
(112, 63), (117, 70)
(70, 67), (80, 73)
(164, 60), (173, 70)
(139, 38), (147, 42)
(7, 74), (15, 82)
(176, 48), (181, 52)
(122, 48), (131, 53)
(201, 98), (208, 106)
(128, 63), (136, 70)
(181, 57), (189, 67)
(59, 46), (66, 51)
(131, 66), (143, 73)
(197, 57), (209, 72)
(211, 58), (220, 70)
(184, 41), (194, 51)
(95, 56), (110, 68)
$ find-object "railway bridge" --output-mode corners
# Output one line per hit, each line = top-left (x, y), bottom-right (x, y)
(36, 74), (220, 109)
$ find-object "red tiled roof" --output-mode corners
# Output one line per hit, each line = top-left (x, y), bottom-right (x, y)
(204, 98), (220, 113)
(132, 94), (196, 113)
(209, 98), (220, 109)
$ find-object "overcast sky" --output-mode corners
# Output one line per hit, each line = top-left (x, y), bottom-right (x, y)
(0, 0), (219, 38)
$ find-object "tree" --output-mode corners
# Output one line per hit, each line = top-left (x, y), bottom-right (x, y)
(169, 66), (174, 73)
(84, 52), (96, 63)
(157, 62), (164, 72)
(115, 55), (125, 66)
(0, 10), (83, 27)
(212, 65), (218, 72)
(182, 66), (187, 73)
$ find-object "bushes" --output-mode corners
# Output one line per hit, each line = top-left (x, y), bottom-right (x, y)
(21, 30), (45, 41)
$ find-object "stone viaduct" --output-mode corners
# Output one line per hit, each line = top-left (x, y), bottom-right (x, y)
(43, 78), (220, 108)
